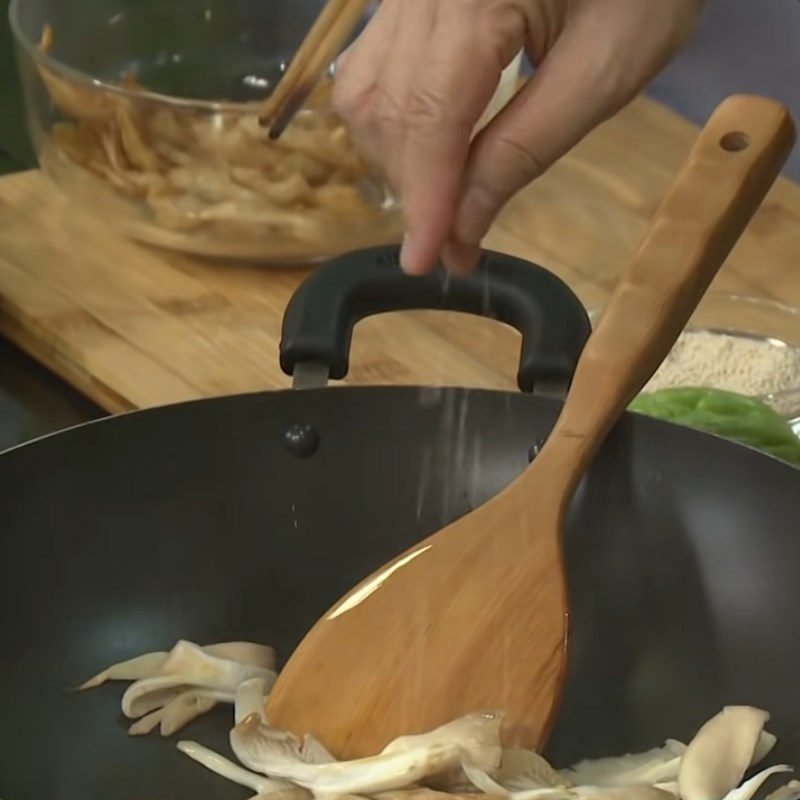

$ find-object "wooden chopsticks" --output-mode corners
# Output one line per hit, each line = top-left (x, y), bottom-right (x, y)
(260, 0), (371, 139)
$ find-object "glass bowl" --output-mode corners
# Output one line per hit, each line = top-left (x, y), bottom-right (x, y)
(591, 293), (800, 427)
(10, 0), (519, 264)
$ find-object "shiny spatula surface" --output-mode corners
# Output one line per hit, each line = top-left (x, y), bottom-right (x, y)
(267, 94), (796, 758)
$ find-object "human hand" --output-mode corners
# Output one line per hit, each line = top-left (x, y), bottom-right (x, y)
(333, 0), (705, 274)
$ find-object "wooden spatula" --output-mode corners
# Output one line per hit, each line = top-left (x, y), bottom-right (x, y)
(267, 94), (796, 759)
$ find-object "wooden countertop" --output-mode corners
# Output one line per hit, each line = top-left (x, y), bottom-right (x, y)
(1, 95), (799, 413)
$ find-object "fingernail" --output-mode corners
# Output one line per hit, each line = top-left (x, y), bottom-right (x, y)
(455, 184), (496, 246)
(400, 231), (427, 275)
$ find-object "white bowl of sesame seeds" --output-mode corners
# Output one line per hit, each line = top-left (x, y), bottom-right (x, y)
(592, 293), (800, 426)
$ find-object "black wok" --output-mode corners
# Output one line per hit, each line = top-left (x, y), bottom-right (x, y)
(1, 245), (799, 800)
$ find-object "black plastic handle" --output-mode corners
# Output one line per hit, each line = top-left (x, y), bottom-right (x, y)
(280, 245), (591, 393)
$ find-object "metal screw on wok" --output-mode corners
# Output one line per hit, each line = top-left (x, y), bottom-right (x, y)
(284, 424), (320, 457)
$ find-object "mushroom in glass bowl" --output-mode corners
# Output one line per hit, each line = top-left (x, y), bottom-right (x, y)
(9, 0), (401, 263)
(10, 0), (520, 265)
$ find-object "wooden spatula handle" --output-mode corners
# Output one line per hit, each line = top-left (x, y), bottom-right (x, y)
(536, 94), (796, 488)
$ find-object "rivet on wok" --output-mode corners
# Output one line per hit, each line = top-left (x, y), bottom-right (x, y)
(527, 437), (547, 463)
(284, 424), (320, 457)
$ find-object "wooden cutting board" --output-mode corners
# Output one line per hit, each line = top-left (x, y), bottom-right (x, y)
(1, 95), (799, 414)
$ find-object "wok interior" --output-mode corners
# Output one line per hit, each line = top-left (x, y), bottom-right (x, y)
(1, 386), (799, 799)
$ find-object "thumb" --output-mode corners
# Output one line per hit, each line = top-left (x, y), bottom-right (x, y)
(449, 22), (645, 259)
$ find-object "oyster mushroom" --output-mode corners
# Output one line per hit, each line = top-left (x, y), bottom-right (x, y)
(78, 650), (168, 690)
(121, 640), (275, 722)
(114, 102), (161, 172)
(78, 639), (799, 800)
(461, 747), (567, 797)
(37, 25), (118, 121)
(678, 706), (779, 800)
(36, 28), (399, 260)
(497, 749), (568, 792)
(766, 780), (800, 800)
(381, 711), (503, 771)
(129, 688), (230, 737)
(560, 740), (687, 788)
(376, 790), (497, 800)
(178, 740), (306, 799)
(81, 639), (276, 736)
(198, 642), (276, 670)
(724, 766), (793, 800)
(80, 640), (275, 689)
(229, 712), (503, 796)
(236, 677), (272, 725)
(571, 789), (677, 800)
(232, 677), (335, 767)
(300, 734), (336, 765)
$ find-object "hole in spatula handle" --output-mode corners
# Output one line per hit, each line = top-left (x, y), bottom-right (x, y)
(720, 131), (751, 151)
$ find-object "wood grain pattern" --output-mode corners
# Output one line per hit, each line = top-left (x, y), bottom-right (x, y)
(264, 95), (796, 759)
(0, 94), (798, 416)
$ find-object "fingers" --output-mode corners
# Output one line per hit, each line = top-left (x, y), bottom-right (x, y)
(451, 36), (623, 262)
(336, 0), (703, 275)
(398, 10), (511, 274)
(366, 0), (438, 190)
(333, 0), (402, 170)
(448, 0), (705, 267)
(334, 0), (523, 275)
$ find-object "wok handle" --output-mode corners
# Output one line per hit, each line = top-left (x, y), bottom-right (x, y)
(280, 245), (591, 392)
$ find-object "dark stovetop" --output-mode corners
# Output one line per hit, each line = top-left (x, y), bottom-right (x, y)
(0, 337), (103, 452)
